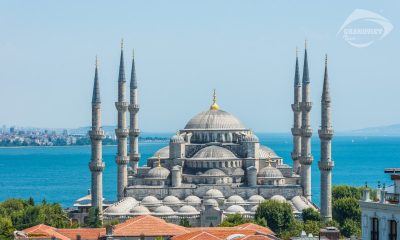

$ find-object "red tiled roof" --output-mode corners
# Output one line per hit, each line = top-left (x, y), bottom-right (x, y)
(57, 228), (106, 240)
(19, 224), (70, 240)
(234, 223), (274, 235)
(239, 235), (273, 240)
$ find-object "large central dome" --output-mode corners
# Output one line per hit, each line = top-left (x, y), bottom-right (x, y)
(184, 110), (246, 130)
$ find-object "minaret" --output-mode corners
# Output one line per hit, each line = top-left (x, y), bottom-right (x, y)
(300, 41), (313, 201)
(115, 40), (129, 200)
(319, 55), (334, 220)
(291, 48), (302, 174)
(89, 57), (105, 213)
(129, 50), (140, 173)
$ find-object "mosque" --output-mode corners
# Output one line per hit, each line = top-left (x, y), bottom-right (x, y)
(70, 42), (334, 227)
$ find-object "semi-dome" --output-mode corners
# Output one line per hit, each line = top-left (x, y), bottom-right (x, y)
(163, 195), (181, 205)
(177, 205), (199, 215)
(170, 135), (184, 143)
(243, 134), (259, 142)
(184, 195), (201, 205)
(232, 168), (245, 176)
(141, 196), (160, 205)
(184, 109), (246, 130)
(225, 205), (246, 214)
(151, 146), (170, 159)
(204, 169), (226, 176)
(227, 195), (245, 204)
(192, 146), (237, 159)
(130, 205), (151, 215)
(104, 197), (137, 214)
(147, 166), (170, 179)
(271, 195), (286, 203)
(258, 166), (283, 178)
(248, 195), (265, 203)
(205, 189), (224, 199)
(259, 146), (279, 158)
(154, 205), (175, 215)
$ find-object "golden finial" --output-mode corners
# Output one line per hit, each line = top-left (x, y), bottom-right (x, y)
(157, 154), (161, 167)
(121, 38), (124, 50)
(210, 89), (219, 111)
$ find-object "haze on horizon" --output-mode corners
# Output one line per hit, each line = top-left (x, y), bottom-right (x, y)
(0, 0), (399, 133)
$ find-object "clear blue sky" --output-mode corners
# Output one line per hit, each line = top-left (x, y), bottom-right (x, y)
(0, 0), (399, 132)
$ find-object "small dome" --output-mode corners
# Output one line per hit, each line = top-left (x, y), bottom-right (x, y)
(147, 166), (170, 179)
(170, 135), (184, 143)
(258, 166), (283, 178)
(177, 205), (199, 215)
(152, 146), (169, 159)
(141, 196), (160, 206)
(192, 146), (237, 159)
(204, 169), (226, 176)
(154, 205), (175, 215)
(163, 196), (181, 205)
(243, 134), (259, 142)
(205, 189), (224, 199)
(232, 168), (245, 176)
(225, 205), (246, 214)
(250, 205), (258, 212)
(184, 195), (201, 205)
(271, 195), (286, 203)
(227, 195), (245, 204)
(104, 197), (137, 214)
(259, 145), (279, 158)
(184, 110), (246, 130)
(130, 205), (150, 215)
(204, 199), (219, 207)
(248, 195), (265, 203)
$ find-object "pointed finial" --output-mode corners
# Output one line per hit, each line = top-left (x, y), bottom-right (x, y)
(121, 38), (124, 50)
(325, 54), (328, 67)
(157, 154), (161, 167)
(296, 46), (298, 58)
(210, 89), (219, 111)
(305, 39), (307, 49)
(95, 55), (98, 68)
(132, 48), (135, 58)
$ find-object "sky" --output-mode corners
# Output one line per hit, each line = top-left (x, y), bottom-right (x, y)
(0, 0), (399, 132)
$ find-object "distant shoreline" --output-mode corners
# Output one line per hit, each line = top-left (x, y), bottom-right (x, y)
(0, 141), (168, 149)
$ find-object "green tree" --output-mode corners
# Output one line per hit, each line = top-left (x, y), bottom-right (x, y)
(340, 219), (361, 238)
(303, 221), (321, 236)
(332, 197), (361, 225)
(219, 213), (251, 227)
(255, 200), (295, 235)
(0, 217), (15, 240)
(86, 207), (102, 228)
(302, 208), (322, 222)
(332, 185), (362, 201)
(179, 218), (192, 227)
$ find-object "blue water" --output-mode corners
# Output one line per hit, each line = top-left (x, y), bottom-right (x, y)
(0, 134), (398, 207)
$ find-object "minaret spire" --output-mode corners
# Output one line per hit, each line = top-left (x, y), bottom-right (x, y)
(129, 49), (140, 174)
(291, 48), (302, 174)
(89, 56), (105, 217)
(319, 54), (334, 220)
(300, 41), (314, 201)
(115, 40), (129, 200)
(210, 89), (219, 111)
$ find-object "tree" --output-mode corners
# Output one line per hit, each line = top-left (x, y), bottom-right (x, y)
(302, 208), (322, 222)
(255, 200), (295, 235)
(340, 219), (361, 238)
(303, 221), (321, 236)
(332, 185), (362, 201)
(0, 217), (15, 240)
(332, 197), (361, 225)
(219, 214), (251, 227)
(86, 207), (102, 228)
(179, 218), (192, 227)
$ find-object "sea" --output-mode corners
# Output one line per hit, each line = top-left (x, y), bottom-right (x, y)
(0, 133), (399, 207)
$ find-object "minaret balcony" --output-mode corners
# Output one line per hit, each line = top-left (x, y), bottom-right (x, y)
(318, 160), (334, 171)
(129, 104), (140, 112)
(291, 127), (302, 136)
(129, 129), (140, 137)
(115, 102), (129, 111)
(115, 156), (130, 165)
(115, 128), (129, 138)
(89, 129), (105, 140)
(130, 153), (141, 161)
(301, 128), (313, 137)
(89, 162), (105, 172)
(318, 129), (334, 139)
(300, 156), (313, 165)
(291, 103), (301, 112)
(291, 151), (301, 160)
(301, 102), (312, 111)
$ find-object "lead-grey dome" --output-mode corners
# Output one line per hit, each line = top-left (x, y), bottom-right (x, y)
(151, 146), (169, 159)
(130, 205), (151, 215)
(192, 146), (237, 159)
(154, 205), (175, 215)
(184, 195), (201, 205)
(146, 166), (170, 179)
(163, 195), (181, 205)
(243, 134), (259, 142)
(205, 189), (224, 199)
(204, 169), (226, 176)
(227, 195), (245, 204)
(258, 166), (283, 178)
(177, 205), (199, 215)
(259, 146), (279, 158)
(225, 205), (246, 214)
(184, 110), (246, 130)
